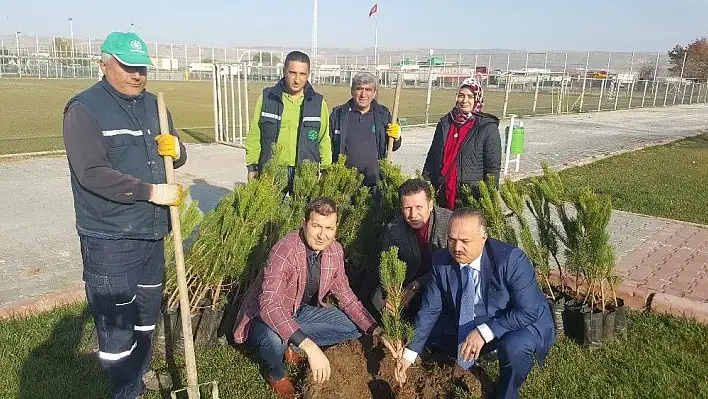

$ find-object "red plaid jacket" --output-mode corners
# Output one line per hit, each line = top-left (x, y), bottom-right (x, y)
(233, 230), (377, 344)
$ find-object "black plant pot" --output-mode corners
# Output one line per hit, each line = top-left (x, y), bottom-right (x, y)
(152, 306), (203, 359)
(194, 307), (225, 349)
(563, 299), (604, 350)
(601, 308), (615, 342)
(612, 298), (627, 338)
(547, 291), (567, 336)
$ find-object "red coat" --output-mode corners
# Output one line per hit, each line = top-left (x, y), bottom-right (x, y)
(233, 230), (377, 344)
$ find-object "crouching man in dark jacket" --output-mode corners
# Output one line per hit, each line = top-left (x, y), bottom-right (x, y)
(372, 178), (452, 322)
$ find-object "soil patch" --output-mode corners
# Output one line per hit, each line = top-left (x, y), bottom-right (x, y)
(302, 339), (493, 399)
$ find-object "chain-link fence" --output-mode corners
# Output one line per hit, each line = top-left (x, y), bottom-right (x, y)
(1, 32), (706, 125)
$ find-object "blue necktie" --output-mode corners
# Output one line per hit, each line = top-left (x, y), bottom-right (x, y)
(458, 266), (479, 369)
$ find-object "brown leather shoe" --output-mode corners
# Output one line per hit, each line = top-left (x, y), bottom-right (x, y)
(266, 375), (296, 399)
(284, 346), (307, 365)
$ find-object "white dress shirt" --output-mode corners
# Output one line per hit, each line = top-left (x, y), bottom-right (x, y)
(402, 252), (495, 364)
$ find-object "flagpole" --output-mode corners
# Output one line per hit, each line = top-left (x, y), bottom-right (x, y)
(374, 11), (379, 67)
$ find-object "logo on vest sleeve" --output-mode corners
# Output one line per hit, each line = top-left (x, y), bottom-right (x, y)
(307, 129), (318, 141)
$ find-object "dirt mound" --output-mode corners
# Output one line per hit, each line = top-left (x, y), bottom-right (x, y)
(301, 339), (492, 399)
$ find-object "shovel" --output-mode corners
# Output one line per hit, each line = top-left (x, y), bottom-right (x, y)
(386, 71), (404, 161)
(157, 92), (219, 399)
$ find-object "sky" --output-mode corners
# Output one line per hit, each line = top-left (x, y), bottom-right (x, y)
(1, 0), (706, 52)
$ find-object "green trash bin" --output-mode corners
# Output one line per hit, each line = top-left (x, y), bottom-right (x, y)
(505, 123), (525, 155)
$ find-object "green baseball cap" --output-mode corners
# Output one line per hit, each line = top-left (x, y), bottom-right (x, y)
(101, 31), (153, 67)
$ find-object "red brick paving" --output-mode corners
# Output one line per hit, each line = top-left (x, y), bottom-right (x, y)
(617, 222), (708, 322)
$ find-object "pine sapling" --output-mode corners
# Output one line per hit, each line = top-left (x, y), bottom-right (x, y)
(524, 175), (564, 297)
(572, 187), (615, 311)
(337, 186), (375, 272)
(460, 177), (518, 245)
(536, 162), (583, 295)
(499, 178), (554, 298)
(378, 246), (415, 388)
(377, 160), (409, 224)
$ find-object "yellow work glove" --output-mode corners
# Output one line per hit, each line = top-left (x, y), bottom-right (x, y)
(155, 135), (180, 160)
(386, 123), (401, 140)
(149, 183), (184, 206)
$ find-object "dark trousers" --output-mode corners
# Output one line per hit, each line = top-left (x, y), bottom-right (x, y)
(245, 304), (362, 380)
(427, 326), (537, 399)
(80, 235), (165, 399)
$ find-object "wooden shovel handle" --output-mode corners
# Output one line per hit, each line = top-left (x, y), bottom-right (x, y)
(386, 72), (404, 161)
(157, 92), (201, 398)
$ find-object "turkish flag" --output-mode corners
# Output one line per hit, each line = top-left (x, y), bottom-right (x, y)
(369, 3), (378, 17)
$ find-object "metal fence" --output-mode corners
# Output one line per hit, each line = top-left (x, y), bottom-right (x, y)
(1, 32), (706, 123)
(0, 33), (695, 80)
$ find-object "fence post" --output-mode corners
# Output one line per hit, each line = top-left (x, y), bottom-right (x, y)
(15, 32), (22, 79)
(502, 52), (511, 117)
(532, 74), (541, 114)
(237, 64), (243, 144)
(212, 63), (220, 142)
(689, 81), (695, 104)
(674, 52), (687, 105)
(641, 79), (649, 107)
(648, 52), (659, 107)
(184, 44), (188, 81)
(542, 52), (548, 90)
(223, 65), (231, 142)
(579, 52), (589, 112)
(243, 61), (250, 134)
(598, 52), (611, 111)
(627, 52), (635, 109)
(424, 49), (434, 125)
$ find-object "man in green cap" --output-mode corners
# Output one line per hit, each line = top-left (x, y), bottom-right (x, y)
(62, 31), (185, 399)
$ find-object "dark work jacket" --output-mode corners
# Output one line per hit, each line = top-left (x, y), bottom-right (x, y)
(371, 205), (453, 312)
(258, 79), (324, 170)
(422, 112), (502, 205)
(63, 78), (182, 240)
(329, 99), (401, 163)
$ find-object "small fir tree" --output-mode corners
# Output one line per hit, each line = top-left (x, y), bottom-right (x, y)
(378, 246), (415, 388)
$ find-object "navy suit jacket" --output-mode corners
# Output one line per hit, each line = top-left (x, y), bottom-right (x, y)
(408, 238), (556, 365)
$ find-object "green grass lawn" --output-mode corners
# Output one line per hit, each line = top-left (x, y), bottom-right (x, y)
(0, 77), (643, 155)
(557, 133), (708, 225)
(1, 302), (706, 398)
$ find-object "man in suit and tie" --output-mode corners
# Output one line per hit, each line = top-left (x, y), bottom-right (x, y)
(232, 196), (381, 399)
(395, 208), (556, 399)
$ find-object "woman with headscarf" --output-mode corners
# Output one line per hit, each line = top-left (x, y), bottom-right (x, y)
(422, 78), (502, 210)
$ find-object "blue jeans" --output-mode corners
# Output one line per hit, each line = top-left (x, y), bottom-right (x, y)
(245, 304), (362, 380)
(80, 235), (165, 399)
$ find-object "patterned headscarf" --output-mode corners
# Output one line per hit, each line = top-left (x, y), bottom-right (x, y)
(451, 77), (484, 124)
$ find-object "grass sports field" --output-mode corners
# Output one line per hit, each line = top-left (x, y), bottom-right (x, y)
(0, 77), (651, 155)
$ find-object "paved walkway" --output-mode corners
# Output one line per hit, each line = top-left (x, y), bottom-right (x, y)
(1, 104), (707, 321)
